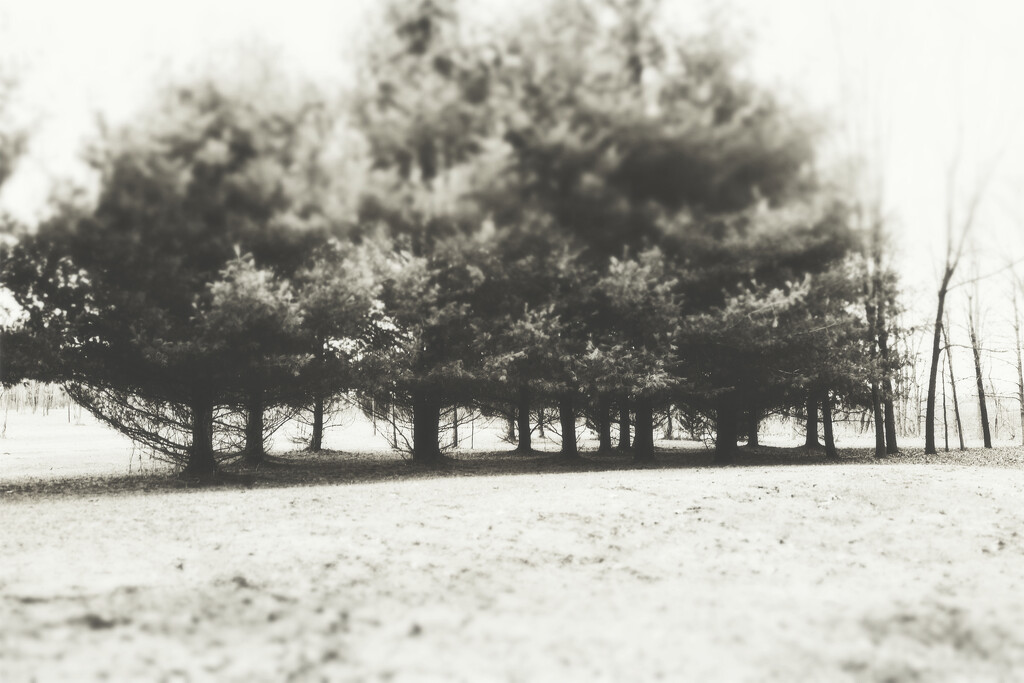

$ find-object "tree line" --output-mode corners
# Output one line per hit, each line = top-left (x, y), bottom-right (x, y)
(0, 0), (903, 478)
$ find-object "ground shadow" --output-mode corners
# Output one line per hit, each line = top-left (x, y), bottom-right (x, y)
(5, 442), (1024, 500)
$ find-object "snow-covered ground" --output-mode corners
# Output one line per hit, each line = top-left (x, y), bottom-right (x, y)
(2, 404), (1016, 483)
(4, 410), (1024, 680)
(0, 405), (576, 481)
(5, 461), (1024, 680)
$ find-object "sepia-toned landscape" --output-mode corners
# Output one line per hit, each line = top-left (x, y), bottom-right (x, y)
(3, 0), (1024, 680)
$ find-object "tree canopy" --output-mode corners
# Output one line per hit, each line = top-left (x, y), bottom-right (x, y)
(0, 0), (901, 475)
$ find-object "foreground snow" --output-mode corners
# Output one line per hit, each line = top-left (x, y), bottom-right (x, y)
(4, 454), (1024, 681)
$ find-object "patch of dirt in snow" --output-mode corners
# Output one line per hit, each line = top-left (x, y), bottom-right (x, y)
(5, 450), (1024, 680)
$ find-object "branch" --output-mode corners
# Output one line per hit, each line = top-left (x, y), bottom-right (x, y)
(951, 255), (1024, 293)
(947, 132), (1007, 274)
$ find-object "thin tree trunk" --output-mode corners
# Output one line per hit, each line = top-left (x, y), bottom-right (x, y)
(184, 391), (217, 478)
(665, 407), (674, 440)
(714, 392), (739, 464)
(943, 321), (966, 450)
(877, 305), (899, 454)
(311, 342), (327, 451)
(942, 364), (949, 452)
(537, 408), (545, 438)
(559, 393), (577, 458)
(865, 277), (886, 458)
(310, 394), (324, 452)
(506, 413), (516, 442)
(618, 399), (631, 450)
(915, 367), (924, 437)
(392, 401), (398, 448)
(597, 394), (612, 453)
(516, 384), (532, 453)
(412, 388), (442, 462)
(452, 405), (459, 449)
(243, 388), (265, 465)
(1014, 288), (1024, 446)
(991, 375), (1001, 441)
(633, 397), (655, 463)
(925, 269), (954, 453)
(822, 391), (837, 459)
(968, 299), (993, 448)
(804, 394), (820, 448)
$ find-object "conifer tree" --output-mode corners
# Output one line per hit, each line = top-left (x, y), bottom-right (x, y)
(0, 75), (338, 477)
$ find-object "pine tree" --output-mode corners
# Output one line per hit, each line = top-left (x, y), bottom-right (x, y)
(1, 75), (338, 477)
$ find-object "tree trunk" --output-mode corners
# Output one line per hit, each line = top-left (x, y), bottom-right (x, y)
(618, 399), (631, 450)
(968, 301), (993, 448)
(877, 307), (899, 454)
(452, 406), (459, 449)
(866, 279), (886, 458)
(804, 394), (820, 448)
(597, 394), (612, 453)
(883, 385), (898, 454)
(559, 393), (578, 457)
(925, 269), (954, 454)
(991, 376), (1001, 441)
(506, 413), (516, 442)
(942, 364), (949, 452)
(243, 388), (265, 465)
(537, 408), (545, 438)
(1014, 289), (1024, 446)
(184, 391), (217, 478)
(714, 392), (739, 464)
(871, 379), (886, 458)
(310, 394), (324, 452)
(516, 384), (532, 453)
(822, 391), (837, 459)
(943, 321), (966, 450)
(412, 388), (442, 462)
(745, 405), (760, 447)
(664, 407), (674, 440)
(633, 396), (655, 463)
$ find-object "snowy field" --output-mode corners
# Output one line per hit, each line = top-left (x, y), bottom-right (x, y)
(4, 411), (1024, 681)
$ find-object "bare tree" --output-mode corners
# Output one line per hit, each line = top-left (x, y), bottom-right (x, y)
(941, 363), (949, 452)
(924, 145), (998, 454)
(1014, 277), (1024, 445)
(943, 318), (966, 451)
(966, 291), (993, 448)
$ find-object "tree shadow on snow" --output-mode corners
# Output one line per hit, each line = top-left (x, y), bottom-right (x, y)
(6, 443), (1024, 500)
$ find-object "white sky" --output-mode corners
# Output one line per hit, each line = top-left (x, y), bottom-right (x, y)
(1, 0), (1023, 322)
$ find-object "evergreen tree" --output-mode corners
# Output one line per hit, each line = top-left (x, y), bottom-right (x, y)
(197, 256), (304, 465)
(351, 0), (508, 460)
(588, 248), (680, 461)
(362, 241), (491, 461)
(673, 200), (859, 462)
(294, 241), (383, 452)
(0, 75), (339, 477)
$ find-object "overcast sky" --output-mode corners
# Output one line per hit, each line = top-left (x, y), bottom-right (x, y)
(1, 0), (1022, 312)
